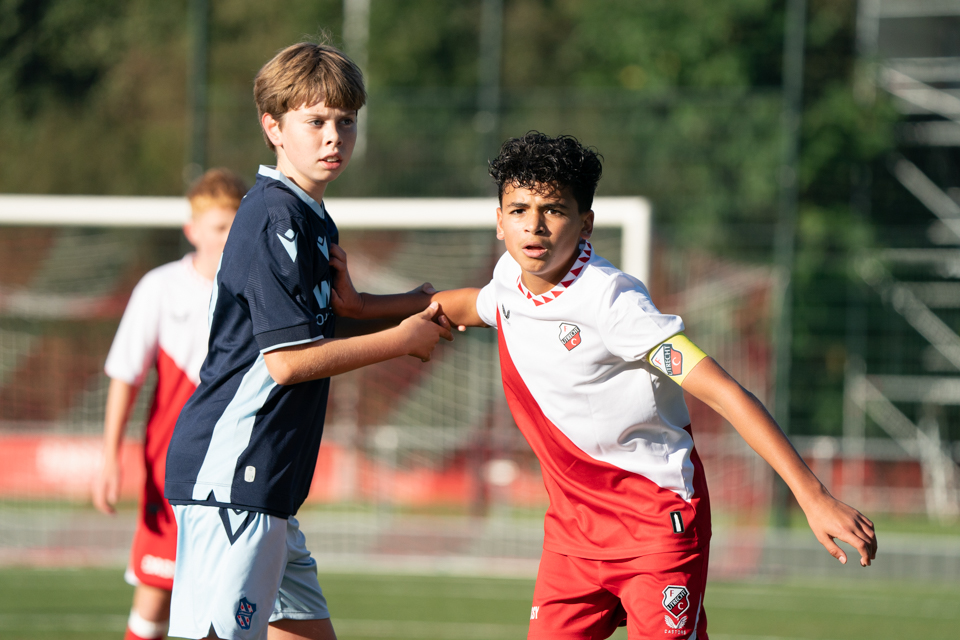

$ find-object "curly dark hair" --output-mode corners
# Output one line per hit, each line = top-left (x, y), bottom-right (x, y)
(489, 131), (603, 212)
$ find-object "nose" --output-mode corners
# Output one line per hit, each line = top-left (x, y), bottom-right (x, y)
(526, 212), (546, 235)
(325, 121), (342, 147)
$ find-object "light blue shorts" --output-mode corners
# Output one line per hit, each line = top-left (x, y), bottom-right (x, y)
(168, 504), (329, 640)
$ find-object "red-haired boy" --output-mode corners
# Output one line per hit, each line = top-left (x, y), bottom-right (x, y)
(95, 168), (247, 640)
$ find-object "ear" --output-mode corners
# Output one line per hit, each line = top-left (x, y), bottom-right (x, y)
(496, 207), (505, 240)
(182, 221), (197, 248)
(261, 112), (284, 149)
(580, 210), (594, 240)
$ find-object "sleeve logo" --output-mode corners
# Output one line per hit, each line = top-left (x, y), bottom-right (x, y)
(558, 323), (582, 351)
(651, 343), (682, 376)
(276, 228), (298, 262)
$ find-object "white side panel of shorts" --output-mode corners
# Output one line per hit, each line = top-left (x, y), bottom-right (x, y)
(169, 504), (286, 640)
(269, 515), (330, 623)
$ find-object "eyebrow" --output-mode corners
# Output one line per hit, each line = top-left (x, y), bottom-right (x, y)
(301, 108), (357, 117)
(506, 200), (568, 209)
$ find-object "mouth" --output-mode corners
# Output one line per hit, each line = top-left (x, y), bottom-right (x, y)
(319, 155), (343, 169)
(522, 243), (547, 259)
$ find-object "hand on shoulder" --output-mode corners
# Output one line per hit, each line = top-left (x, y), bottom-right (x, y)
(329, 243), (365, 319)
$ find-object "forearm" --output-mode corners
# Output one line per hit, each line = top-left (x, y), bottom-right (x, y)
(684, 359), (825, 504)
(682, 356), (876, 565)
(264, 327), (409, 385)
(102, 378), (139, 458)
(430, 288), (486, 328)
(353, 290), (433, 320)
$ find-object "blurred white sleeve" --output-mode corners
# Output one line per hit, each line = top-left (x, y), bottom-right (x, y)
(104, 270), (161, 385)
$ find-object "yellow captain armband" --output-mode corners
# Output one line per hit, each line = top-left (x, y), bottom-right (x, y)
(647, 333), (708, 386)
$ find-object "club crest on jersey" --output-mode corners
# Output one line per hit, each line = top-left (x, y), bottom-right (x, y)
(651, 342), (683, 376)
(236, 597), (257, 630)
(558, 323), (581, 351)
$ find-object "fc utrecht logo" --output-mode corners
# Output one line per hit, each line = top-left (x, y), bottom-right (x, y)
(236, 597), (257, 630)
(558, 323), (582, 351)
(651, 343), (683, 376)
(662, 585), (690, 631)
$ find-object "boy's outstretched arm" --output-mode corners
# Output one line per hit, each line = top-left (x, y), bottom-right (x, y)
(680, 355), (878, 567)
(329, 244), (437, 320)
(430, 288), (487, 330)
(329, 245), (488, 329)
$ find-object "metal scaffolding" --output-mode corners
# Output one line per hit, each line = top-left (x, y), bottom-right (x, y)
(848, 0), (960, 521)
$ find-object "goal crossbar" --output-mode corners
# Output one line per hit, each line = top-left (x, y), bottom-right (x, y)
(0, 195), (651, 281)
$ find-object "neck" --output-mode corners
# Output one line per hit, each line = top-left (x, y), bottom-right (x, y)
(192, 253), (219, 281)
(521, 244), (584, 295)
(275, 156), (327, 203)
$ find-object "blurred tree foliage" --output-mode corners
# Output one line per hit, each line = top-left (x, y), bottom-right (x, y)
(0, 0), (901, 435)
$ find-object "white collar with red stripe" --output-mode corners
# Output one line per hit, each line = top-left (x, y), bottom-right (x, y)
(516, 240), (593, 307)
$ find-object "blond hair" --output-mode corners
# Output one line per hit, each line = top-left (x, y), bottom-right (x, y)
(186, 168), (248, 218)
(254, 42), (366, 150)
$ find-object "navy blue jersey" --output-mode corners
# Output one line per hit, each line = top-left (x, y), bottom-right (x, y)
(165, 166), (337, 518)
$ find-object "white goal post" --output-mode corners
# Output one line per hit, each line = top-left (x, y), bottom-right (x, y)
(0, 195), (652, 282)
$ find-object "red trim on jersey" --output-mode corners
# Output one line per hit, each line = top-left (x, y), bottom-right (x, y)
(130, 347), (196, 590)
(497, 310), (711, 559)
(517, 242), (593, 306)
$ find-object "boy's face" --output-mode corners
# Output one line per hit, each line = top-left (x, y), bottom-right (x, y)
(184, 206), (236, 261)
(261, 101), (357, 200)
(496, 182), (593, 295)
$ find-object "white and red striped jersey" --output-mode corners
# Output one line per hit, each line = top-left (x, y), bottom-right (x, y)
(105, 254), (212, 473)
(476, 241), (711, 559)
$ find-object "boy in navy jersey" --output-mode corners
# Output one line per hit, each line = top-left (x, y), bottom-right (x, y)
(338, 132), (878, 639)
(164, 43), (451, 640)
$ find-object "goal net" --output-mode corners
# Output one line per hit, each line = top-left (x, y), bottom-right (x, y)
(0, 194), (776, 575)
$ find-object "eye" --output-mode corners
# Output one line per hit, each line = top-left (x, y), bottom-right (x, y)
(340, 117), (356, 126)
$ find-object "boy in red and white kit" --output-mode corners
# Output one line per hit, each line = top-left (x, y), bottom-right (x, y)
(93, 168), (247, 640)
(337, 131), (878, 639)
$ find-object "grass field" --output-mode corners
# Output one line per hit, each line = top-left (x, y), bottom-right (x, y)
(0, 567), (957, 639)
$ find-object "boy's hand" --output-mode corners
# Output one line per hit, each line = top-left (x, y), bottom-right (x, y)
(329, 243), (365, 318)
(397, 302), (454, 362)
(802, 491), (877, 566)
(92, 456), (122, 515)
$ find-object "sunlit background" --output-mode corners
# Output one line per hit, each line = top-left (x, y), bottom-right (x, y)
(0, 1), (958, 638)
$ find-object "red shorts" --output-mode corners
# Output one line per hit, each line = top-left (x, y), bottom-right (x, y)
(528, 547), (709, 640)
(126, 478), (178, 591)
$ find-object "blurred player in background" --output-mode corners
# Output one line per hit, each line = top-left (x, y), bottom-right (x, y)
(335, 131), (878, 640)
(93, 168), (247, 640)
